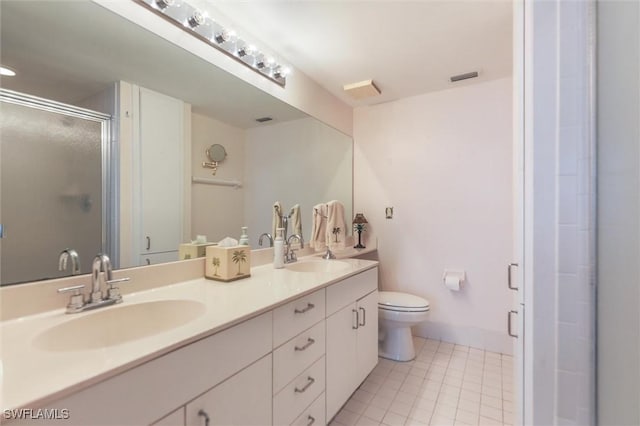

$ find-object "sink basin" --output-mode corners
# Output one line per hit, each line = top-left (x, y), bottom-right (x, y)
(34, 300), (206, 352)
(285, 259), (351, 273)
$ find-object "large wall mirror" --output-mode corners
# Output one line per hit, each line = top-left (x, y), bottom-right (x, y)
(0, 0), (353, 286)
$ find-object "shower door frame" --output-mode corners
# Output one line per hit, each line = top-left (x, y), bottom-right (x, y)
(0, 88), (118, 273)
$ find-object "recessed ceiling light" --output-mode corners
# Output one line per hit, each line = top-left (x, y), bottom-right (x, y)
(0, 66), (16, 77)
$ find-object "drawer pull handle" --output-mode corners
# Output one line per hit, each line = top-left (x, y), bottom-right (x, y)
(352, 309), (359, 329)
(294, 376), (315, 393)
(508, 262), (519, 290)
(146, 236), (151, 251)
(294, 302), (315, 314)
(508, 310), (518, 338)
(295, 337), (316, 351)
(198, 409), (210, 426)
(307, 415), (316, 426)
(359, 306), (366, 326)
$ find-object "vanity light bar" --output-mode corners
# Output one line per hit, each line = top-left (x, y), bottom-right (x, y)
(135, 0), (290, 87)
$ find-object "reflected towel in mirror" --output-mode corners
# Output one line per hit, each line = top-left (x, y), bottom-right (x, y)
(310, 203), (328, 249)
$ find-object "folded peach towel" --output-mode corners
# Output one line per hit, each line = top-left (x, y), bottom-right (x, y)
(326, 200), (346, 251)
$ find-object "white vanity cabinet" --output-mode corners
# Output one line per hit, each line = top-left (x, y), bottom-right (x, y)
(185, 355), (272, 426)
(12, 265), (380, 426)
(325, 268), (379, 421)
(272, 289), (327, 425)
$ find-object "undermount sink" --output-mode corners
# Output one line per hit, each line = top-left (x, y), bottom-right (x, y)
(285, 259), (351, 273)
(34, 300), (206, 352)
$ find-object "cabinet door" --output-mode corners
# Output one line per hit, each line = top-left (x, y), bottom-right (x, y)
(138, 87), (183, 256)
(326, 302), (358, 421)
(356, 290), (379, 385)
(185, 355), (272, 426)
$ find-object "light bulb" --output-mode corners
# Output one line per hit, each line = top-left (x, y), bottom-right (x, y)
(273, 66), (291, 79)
(155, 0), (174, 9)
(188, 10), (205, 28)
(237, 44), (256, 57)
(214, 30), (230, 44)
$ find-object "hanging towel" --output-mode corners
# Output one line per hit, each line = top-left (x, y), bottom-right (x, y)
(326, 200), (347, 251)
(290, 204), (302, 236)
(310, 203), (327, 249)
(272, 201), (283, 238)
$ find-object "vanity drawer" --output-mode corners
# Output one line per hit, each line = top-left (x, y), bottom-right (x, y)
(273, 356), (325, 426)
(326, 268), (377, 316)
(273, 320), (326, 394)
(273, 289), (325, 348)
(291, 392), (325, 426)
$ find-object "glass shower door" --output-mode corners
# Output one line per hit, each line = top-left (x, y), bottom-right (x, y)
(0, 90), (111, 285)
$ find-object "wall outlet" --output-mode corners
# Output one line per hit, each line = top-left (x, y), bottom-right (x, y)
(385, 207), (393, 219)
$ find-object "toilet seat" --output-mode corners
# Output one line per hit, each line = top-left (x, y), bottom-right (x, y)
(378, 291), (430, 313)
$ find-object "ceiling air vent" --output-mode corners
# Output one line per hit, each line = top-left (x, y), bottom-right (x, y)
(343, 79), (381, 100)
(255, 117), (273, 123)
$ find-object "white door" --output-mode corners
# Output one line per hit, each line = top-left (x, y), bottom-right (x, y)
(356, 290), (379, 385)
(326, 302), (358, 421)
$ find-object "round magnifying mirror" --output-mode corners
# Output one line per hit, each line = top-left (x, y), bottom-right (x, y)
(206, 144), (227, 162)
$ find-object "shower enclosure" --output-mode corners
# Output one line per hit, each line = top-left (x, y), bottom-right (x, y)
(0, 89), (114, 285)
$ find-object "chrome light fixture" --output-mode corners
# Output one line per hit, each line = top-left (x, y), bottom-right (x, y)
(137, 0), (290, 86)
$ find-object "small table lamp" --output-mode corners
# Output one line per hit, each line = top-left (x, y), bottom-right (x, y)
(352, 213), (368, 249)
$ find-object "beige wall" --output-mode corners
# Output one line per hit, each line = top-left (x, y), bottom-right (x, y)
(190, 113), (246, 243)
(354, 77), (513, 353)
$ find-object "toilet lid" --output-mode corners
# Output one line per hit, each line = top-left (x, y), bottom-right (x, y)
(378, 291), (430, 312)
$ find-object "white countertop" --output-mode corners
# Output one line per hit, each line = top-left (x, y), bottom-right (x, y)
(0, 257), (378, 412)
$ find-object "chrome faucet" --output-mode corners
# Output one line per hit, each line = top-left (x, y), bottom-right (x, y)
(58, 248), (81, 275)
(91, 253), (113, 303)
(258, 232), (273, 247)
(285, 234), (304, 263)
(57, 253), (130, 314)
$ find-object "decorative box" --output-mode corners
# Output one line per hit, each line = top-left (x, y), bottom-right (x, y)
(178, 242), (216, 260)
(205, 245), (251, 282)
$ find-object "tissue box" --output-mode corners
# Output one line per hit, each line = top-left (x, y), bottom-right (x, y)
(205, 245), (251, 282)
(179, 242), (216, 260)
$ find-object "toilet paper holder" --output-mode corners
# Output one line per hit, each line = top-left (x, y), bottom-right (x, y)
(442, 270), (466, 291)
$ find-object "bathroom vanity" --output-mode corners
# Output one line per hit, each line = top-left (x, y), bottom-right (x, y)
(1, 257), (378, 425)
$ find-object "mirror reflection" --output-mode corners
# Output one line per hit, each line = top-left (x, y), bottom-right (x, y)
(0, 0), (353, 286)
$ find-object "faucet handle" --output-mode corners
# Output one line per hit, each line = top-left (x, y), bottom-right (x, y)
(57, 285), (85, 312)
(106, 277), (130, 303)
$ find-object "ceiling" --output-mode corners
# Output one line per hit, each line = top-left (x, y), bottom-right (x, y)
(211, 1), (513, 107)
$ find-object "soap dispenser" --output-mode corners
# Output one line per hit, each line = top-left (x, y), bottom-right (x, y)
(239, 226), (249, 246)
(273, 227), (285, 269)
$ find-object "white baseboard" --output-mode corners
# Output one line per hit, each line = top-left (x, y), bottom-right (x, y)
(413, 321), (514, 355)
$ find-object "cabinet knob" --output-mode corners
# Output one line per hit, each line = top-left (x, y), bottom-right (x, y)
(198, 409), (210, 426)
(307, 415), (316, 426)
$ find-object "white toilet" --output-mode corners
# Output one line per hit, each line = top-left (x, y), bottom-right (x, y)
(378, 291), (430, 362)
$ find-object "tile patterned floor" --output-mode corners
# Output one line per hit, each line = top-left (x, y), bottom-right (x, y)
(330, 337), (514, 426)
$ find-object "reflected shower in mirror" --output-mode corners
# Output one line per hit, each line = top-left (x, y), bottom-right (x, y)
(0, 90), (112, 285)
(0, 0), (352, 285)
